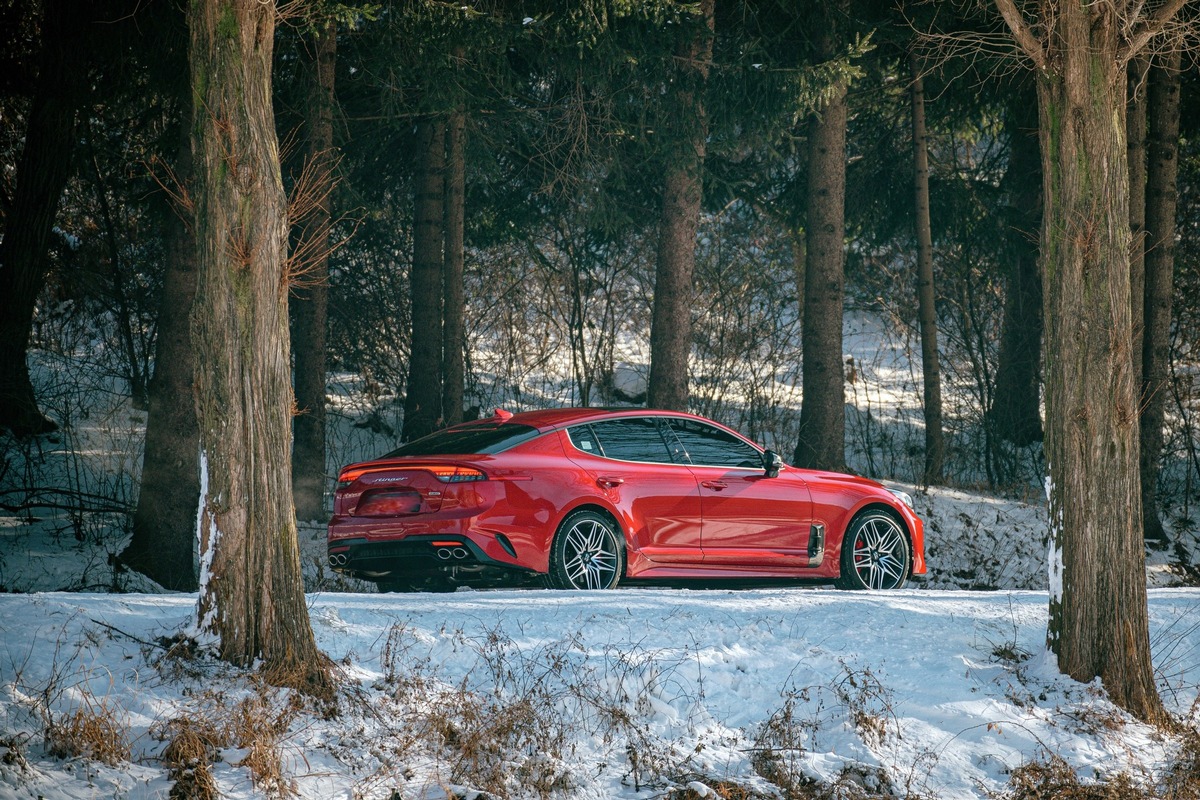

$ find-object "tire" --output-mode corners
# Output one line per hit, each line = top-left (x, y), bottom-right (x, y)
(546, 510), (625, 590)
(835, 510), (911, 590)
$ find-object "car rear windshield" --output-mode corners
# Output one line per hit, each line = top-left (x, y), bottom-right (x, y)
(383, 423), (540, 457)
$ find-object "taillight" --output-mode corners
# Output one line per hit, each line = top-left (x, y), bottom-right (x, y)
(335, 464), (486, 489)
(426, 466), (486, 483)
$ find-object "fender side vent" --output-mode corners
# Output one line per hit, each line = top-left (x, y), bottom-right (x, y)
(807, 523), (826, 567)
(495, 533), (518, 559)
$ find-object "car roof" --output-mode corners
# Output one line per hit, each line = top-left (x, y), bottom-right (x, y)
(483, 407), (695, 432)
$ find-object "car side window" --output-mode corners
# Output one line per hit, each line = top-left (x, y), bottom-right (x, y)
(587, 418), (674, 463)
(567, 424), (601, 455)
(667, 418), (762, 468)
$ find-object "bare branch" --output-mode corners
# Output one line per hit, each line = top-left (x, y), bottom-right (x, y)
(1121, 0), (1191, 64)
(993, 0), (1049, 71)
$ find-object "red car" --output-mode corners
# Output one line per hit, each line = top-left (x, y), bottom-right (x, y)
(327, 408), (925, 592)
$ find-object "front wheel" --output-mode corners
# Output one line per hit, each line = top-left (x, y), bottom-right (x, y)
(546, 510), (625, 590)
(835, 510), (911, 590)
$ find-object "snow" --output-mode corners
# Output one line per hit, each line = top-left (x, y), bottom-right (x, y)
(0, 588), (1197, 799)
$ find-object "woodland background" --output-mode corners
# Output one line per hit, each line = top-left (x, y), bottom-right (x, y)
(2, 0), (1197, 534)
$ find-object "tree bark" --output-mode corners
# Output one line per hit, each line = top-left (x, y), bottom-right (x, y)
(909, 55), (944, 485)
(989, 93), (1043, 446)
(122, 117), (200, 592)
(291, 24), (336, 522)
(0, 0), (90, 436)
(442, 107), (466, 427)
(794, 3), (849, 472)
(1000, 0), (1166, 723)
(189, 0), (327, 692)
(1140, 49), (1182, 545)
(403, 116), (446, 441)
(646, 0), (714, 412)
(1128, 55), (1149, 387)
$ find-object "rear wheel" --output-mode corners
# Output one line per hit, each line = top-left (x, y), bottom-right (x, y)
(546, 510), (625, 590)
(835, 510), (910, 590)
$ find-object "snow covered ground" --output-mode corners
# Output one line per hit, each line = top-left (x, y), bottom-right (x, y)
(3, 326), (1200, 799)
(0, 586), (1198, 799)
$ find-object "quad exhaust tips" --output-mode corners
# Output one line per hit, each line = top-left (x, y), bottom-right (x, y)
(330, 546), (469, 566)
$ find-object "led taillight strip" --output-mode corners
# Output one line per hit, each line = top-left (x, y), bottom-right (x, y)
(336, 465), (486, 487)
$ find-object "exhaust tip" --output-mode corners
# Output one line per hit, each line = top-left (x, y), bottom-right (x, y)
(452, 547), (468, 560)
(437, 548), (453, 560)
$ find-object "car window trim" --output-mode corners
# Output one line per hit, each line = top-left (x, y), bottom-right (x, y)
(563, 415), (772, 470)
(565, 419), (685, 467)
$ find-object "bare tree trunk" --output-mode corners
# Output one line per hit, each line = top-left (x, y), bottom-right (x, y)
(291, 24), (336, 522)
(989, 94), (1043, 446)
(646, 0), (714, 412)
(442, 108), (466, 427)
(403, 117), (445, 441)
(1140, 49), (1182, 545)
(791, 232), (805, 332)
(994, 0), (1167, 723)
(189, 0), (327, 692)
(794, 3), (848, 472)
(909, 55), (944, 485)
(1128, 55), (1149, 387)
(122, 117), (200, 592)
(0, 0), (90, 436)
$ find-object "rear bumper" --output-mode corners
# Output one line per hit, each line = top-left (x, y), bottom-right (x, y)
(327, 520), (534, 581)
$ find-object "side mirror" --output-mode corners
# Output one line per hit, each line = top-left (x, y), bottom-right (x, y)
(762, 449), (783, 478)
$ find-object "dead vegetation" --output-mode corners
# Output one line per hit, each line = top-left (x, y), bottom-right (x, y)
(5, 617), (1200, 800)
(43, 698), (130, 765)
(151, 680), (304, 800)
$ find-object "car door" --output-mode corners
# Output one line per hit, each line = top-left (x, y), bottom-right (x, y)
(665, 417), (815, 567)
(563, 417), (703, 564)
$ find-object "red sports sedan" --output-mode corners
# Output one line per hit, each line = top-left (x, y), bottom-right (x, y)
(327, 408), (926, 592)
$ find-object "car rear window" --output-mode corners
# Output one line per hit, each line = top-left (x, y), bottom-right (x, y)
(384, 424), (540, 457)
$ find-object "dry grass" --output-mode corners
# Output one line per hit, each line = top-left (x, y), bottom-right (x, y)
(151, 682), (303, 800)
(1164, 730), (1200, 800)
(158, 717), (222, 800)
(994, 756), (1144, 800)
(44, 691), (130, 766)
(228, 690), (300, 799)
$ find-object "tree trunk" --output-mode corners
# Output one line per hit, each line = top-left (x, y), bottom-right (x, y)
(291, 24), (336, 523)
(442, 108), (466, 427)
(0, 0), (90, 436)
(989, 93), (1043, 446)
(1025, 1), (1164, 724)
(189, 0), (327, 692)
(909, 55), (944, 485)
(646, 0), (714, 412)
(1128, 55), (1149, 387)
(122, 118), (200, 592)
(403, 116), (446, 441)
(1140, 50), (1182, 545)
(794, 5), (848, 472)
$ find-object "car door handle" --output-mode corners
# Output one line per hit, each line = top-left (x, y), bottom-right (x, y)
(700, 480), (727, 491)
(597, 476), (625, 489)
